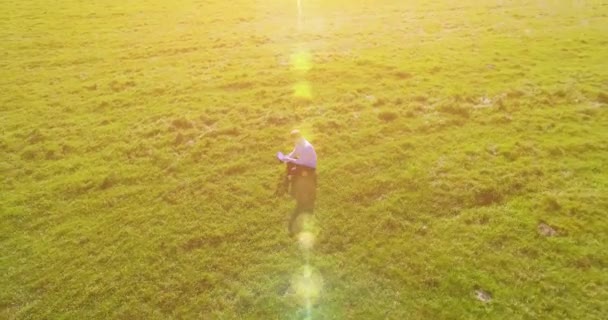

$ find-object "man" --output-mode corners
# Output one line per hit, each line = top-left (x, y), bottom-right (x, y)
(278, 130), (317, 235)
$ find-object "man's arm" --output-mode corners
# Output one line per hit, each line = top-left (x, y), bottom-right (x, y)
(284, 144), (305, 164)
(283, 156), (303, 165)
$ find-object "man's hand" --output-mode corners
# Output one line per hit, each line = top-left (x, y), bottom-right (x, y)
(277, 152), (287, 162)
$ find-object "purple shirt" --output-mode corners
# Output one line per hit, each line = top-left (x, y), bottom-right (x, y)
(286, 139), (317, 168)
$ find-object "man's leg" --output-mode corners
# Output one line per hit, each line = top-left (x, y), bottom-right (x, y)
(289, 174), (317, 234)
(289, 203), (302, 235)
(301, 174), (316, 214)
(289, 173), (305, 235)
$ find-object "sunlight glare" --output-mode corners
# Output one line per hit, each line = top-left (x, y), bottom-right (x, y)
(293, 81), (312, 99)
(291, 50), (312, 72)
(298, 231), (315, 251)
(291, 264), (323, 306)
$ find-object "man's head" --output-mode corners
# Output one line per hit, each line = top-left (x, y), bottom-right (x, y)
(291, 129), (303, 144)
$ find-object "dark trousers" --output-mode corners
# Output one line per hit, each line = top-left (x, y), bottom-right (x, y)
(285, 163), (317, 234)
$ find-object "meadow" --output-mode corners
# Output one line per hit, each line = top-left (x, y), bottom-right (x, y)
(1, 0), (607, 319)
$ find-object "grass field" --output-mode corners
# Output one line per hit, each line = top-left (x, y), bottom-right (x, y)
(1, 0), (608, 319)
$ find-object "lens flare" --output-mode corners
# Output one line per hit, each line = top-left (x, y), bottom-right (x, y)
(298, 231), (315, 251)
(293, 81), (312, 99)
(290, 1), (321, 318)
(290, 50), (312, 72)
(291, 264), (323, 306)
(296, 214), (318, 244)
(297, 0), (303, 30)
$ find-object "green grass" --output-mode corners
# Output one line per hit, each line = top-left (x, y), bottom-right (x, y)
(1, 0), (607, 319)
